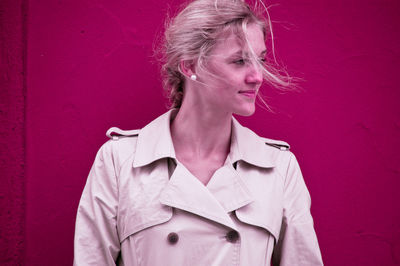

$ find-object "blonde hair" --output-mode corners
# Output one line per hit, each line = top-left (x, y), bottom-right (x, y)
(159, 0), (292, 109)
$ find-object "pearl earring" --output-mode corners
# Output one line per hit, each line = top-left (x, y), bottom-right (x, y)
(190, 74), (197, 81)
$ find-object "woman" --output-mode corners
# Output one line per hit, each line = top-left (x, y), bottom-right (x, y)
(74, 0), (323, 265)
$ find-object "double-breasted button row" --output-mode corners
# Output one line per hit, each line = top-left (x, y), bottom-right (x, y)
(166, 231), (239, 245)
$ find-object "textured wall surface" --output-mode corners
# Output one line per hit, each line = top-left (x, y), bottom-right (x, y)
(23, 0), (400, 265)
(0, 0), (27, 265)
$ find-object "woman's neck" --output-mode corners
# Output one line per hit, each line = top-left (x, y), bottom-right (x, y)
(170, 101), (232, 162)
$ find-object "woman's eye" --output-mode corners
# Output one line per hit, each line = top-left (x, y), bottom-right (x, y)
(233, 59), (245, 65)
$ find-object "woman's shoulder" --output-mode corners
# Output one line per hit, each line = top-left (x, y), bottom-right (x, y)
(256, 135), (304, 180)
(251, 128), (297, 167)
(260, 136), (295, 168)
(97, 127), (141, 167)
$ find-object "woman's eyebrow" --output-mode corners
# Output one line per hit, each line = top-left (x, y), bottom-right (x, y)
(228, 49), (267, 58)
(232, 49), (267, 56)
(231, 50), (243, 57)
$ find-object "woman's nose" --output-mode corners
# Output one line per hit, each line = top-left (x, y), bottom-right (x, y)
(245, 63), (263, 84)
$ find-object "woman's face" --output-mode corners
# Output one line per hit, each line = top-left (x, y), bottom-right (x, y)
(196, 23), (266, 116)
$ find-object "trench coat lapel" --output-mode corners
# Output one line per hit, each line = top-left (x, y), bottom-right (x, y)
(206, 163), (254, 213)
(159, 163), (239, 230)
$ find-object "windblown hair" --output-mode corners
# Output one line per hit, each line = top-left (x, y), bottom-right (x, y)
(159, 0), (292, 109)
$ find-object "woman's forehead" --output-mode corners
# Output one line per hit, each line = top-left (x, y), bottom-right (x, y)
(212, 25), (266, 56)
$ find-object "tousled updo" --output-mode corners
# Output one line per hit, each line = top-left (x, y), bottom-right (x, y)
(159, 0), (291, 108)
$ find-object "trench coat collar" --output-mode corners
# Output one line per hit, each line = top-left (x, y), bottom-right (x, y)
(133, 109), (178, 168)
(133, 109), (276, 168)
(229, 116), (276, 168)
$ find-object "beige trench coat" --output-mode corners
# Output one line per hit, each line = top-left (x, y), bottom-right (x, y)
(73, 109), (323, 266)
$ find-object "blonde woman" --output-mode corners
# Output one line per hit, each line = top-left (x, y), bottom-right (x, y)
(74, 0), (323, 265)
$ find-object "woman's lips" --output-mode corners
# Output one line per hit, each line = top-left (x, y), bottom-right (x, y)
(238, 90), (257, 98)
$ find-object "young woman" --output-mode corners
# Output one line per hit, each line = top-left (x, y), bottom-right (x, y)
(74, 0), (323, 265)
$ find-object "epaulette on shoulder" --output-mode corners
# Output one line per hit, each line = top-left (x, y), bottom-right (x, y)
(106, 127), (140, 140)
(262, 137), (290, 151)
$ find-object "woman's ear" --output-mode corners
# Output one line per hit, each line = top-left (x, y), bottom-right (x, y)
(179, 60), (196, 78)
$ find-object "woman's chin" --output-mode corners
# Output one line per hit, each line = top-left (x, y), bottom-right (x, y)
(233, 105), (256, 117)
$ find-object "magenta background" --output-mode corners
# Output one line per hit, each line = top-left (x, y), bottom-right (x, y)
(21, 0), (400, 265)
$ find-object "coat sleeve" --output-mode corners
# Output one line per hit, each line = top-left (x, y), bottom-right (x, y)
(272, 152), (323, 266)
(74, 142), (121, 266)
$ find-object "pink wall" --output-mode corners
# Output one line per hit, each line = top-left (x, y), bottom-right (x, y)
(20, 0), (400, 265)
(0, 0), (27, 264)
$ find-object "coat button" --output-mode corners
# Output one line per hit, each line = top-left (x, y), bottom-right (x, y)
(226, 230), (239, 243)
(167, 232), (179, 244)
